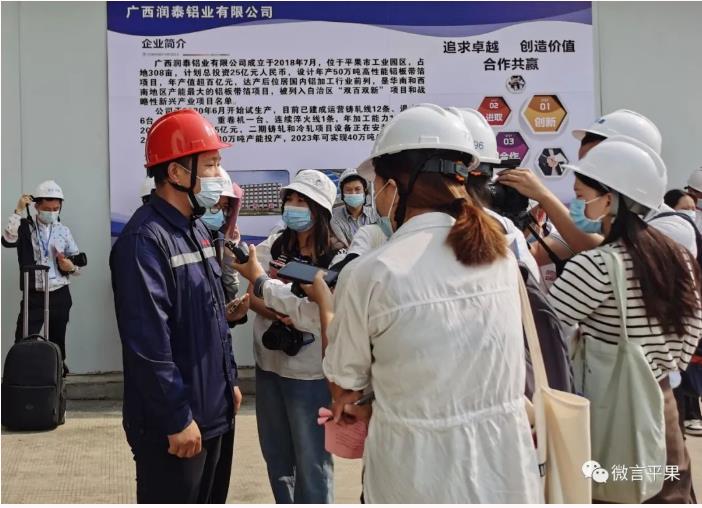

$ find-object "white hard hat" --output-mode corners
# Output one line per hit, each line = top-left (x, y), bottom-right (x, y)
(280, 169), (337, 215)
(338, 168), (367, 190)
(140, 177), (155, 198)
(219, 168), (236, 198)
(358, 103), (480, 179)
(562, 135), (667, 211)
(33, 180), (64, 200)
(450, 107), (501, 164)
(572, 109), (662, 155)
(687, 167), (702, 193)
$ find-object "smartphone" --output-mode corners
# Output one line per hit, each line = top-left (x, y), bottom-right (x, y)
(277, 261), (338, 287)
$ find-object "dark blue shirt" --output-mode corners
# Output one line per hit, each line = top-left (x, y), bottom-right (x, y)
(110, 194), (238, 441)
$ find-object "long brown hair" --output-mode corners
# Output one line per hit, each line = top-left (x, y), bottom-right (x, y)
(272, 191), (338, 267)
(603, 198), (702, 337)
(374, 149), (507, 266)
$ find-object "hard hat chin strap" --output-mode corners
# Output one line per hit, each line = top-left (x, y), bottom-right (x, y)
(394, 155), (432, 229)
(394, 154), (470, 228)
(167, 154), (206, 218)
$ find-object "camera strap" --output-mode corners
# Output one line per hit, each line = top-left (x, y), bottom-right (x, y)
(526, 223), (567, 276)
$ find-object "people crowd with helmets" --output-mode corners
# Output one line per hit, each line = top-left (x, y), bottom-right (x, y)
(3, 180), (82, 377)
(5, 101), (684, 503)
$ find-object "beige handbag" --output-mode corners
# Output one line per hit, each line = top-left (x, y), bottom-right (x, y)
(518, 275), (592, 503)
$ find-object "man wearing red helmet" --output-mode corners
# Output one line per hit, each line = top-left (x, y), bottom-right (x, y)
(110, 109), (241, 503)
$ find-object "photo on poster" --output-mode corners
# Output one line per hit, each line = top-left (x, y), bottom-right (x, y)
(537, 148), (569, 177)
(233, 169), (290, 216)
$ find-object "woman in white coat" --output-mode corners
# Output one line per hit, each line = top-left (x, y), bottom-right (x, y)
(321, 104), (542, 503)
(233, 169), (342, 503)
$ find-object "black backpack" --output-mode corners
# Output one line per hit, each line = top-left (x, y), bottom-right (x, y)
(520, 264), (574, 399)
(2, 266), (66, 430)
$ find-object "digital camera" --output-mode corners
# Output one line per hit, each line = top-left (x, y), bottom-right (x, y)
(262, 321), (311, 356)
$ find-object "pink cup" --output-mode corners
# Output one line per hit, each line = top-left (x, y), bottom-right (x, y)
(323, 419), (367, 459)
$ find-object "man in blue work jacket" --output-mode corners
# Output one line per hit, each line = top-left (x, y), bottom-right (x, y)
(110, 109), (243, 503)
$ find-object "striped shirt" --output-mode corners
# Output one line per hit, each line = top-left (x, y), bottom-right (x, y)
(547, 241), (702, 380)
(330, 204), (378, 248)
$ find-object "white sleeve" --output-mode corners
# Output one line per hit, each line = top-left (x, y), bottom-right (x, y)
(348, 224), (386, 257)
(3, 213), (22, 244)
(64, 227), (80, 255)
(648, 215), (698, 258)
(256, 231), (321, 334)
(262, 279), (321, 335)
(255, 232), (279, 272)
(322, 263), (372, 391)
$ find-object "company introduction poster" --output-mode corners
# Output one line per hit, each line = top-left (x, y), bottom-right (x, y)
(108, 1), (595, 242)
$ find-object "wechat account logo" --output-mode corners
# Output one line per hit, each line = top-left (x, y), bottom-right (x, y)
(582, 460), (609, 484)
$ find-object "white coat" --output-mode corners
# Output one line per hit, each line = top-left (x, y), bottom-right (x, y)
(253, 232), (325, 380)
(323, 212), (542, 503)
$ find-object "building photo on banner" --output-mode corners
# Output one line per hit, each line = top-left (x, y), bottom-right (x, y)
(107, 1), (595, 245)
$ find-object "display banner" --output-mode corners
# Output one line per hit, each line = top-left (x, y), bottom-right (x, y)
(108, 1), (594, 242)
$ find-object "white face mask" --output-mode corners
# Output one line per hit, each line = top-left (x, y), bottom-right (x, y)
(194, 176), (227, 208)
(680, 210), (697, 221)
(38, 210), (59, 224)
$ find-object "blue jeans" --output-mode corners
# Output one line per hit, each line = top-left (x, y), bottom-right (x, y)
(255, 366), (334, 503)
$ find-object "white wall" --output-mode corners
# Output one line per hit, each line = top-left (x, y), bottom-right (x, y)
(2, 1), (702, 373)
(595, 2), (702, 188)
(1, 1), (122, 373)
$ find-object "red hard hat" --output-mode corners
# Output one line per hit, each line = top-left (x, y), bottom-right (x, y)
(144, 109), (231, 168)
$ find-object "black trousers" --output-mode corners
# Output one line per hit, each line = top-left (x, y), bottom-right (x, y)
(131, 427), (235, 504)
(15, 285), (72, 369)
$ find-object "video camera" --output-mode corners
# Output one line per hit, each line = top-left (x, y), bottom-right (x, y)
(469, 158), (533, 231)
(66, 252), (88, 267)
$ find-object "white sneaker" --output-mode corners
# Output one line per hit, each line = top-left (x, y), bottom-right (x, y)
(684, 419), (702, 436)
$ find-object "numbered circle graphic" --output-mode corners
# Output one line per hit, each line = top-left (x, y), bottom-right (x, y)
(522, 95), (568, 134)
(496, 132), (529, 164)
(478, 96), (511, 126)
(537, 148), (569, 177)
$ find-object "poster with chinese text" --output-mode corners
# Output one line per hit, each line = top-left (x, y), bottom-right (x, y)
(108, 1), (594, 242)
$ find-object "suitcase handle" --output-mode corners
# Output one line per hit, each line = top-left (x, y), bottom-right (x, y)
(21, 333), (47, 342)
(21, 264), (50, 341)
(21, 265), (50, 273)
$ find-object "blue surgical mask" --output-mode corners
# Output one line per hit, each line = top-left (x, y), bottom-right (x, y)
(343, 193), (365, 209)
(38, 211), (59, 225)
(194, 176), (227, 208)
(377, 217), (394, 238)
(283, 205), (314, 232)
(569, 196), (606, 234)
(201, 209), (225, 231)
(374, 181), (397, 238)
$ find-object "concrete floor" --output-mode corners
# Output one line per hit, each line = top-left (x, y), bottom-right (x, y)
(1, 399), (362, 504)
(2, 398), (702, 503)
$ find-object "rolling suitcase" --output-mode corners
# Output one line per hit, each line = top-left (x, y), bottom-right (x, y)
(2, 265), (66, 430)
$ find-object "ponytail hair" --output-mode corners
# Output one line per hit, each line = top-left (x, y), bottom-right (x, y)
(447, 198), (508, 265)
(374, 149), (507, 266)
